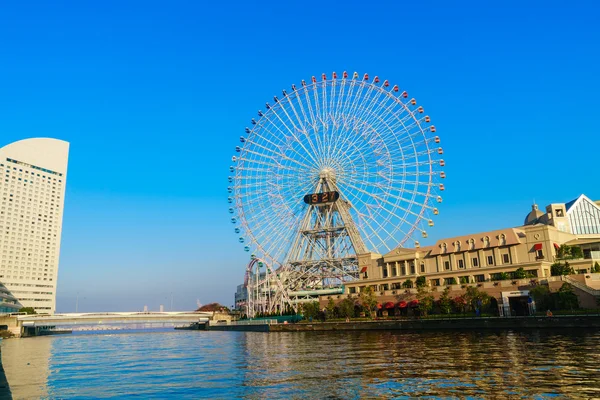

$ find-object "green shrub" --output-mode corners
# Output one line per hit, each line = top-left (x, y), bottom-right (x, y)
(551, 262), (575, 276)
(514, 267), (527, 279)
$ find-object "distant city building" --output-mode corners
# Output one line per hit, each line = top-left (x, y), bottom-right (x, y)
(234, 283), (247, 311)
(0, 138), (69, 314)
(0, 282), (22, 313)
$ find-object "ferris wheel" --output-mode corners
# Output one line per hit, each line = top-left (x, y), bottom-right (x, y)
(229, 72), (445, 314)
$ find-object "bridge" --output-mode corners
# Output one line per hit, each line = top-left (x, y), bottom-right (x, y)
(17, 311), (212, 328)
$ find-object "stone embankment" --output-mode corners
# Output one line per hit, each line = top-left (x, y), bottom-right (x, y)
(207, 315), (600, 332)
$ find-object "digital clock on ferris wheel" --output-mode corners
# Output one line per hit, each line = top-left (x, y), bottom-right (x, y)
(303, 191), (340, 205)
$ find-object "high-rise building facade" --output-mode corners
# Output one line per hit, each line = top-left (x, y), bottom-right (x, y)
(0, 138), (69, 313)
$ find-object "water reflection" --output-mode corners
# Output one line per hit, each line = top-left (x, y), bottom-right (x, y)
(1, 329), (599, 398)
(237, 330), (600, 398)
(2, 336), (51, 398)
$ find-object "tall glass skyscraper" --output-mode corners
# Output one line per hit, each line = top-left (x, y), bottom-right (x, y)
(0, 138), (69, 313)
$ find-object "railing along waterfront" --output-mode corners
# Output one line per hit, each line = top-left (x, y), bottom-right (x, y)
(210, 319), (278, 326)
(560, 275), (600, 297)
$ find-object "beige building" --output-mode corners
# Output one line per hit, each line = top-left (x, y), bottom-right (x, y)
(345, 195), (600, 296)
(0, 138), (69, 313)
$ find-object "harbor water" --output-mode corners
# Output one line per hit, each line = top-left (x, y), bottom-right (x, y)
(2, 329), (600, 398)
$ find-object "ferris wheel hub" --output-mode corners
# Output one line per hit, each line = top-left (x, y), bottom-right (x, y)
(319, 167), (336, 181)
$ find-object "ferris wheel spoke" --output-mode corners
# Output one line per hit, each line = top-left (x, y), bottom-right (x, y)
(263, 105), (323, 168)
(291, 88), (327, 161)
(255, 114), (322, 169)
(341, 180), (430, 223)
(280, 93), (326, 166)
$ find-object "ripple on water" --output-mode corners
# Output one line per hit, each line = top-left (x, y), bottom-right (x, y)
(1, 329), (600, 398)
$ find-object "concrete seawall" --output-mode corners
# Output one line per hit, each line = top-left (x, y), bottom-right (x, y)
(272, 316), (600, 332)
(207, 324), (270, 332)
(208, 315), (600, 333)
(0, 346), (12, 399)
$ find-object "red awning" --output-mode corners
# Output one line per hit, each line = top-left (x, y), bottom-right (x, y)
(534, 243), (543, 251)
(384, 302), (395, 309)
(553, 243), (560, 250)
(398, 301), (407, 308)
(409, 299), (419, 307)
(360, 267), (368, 273)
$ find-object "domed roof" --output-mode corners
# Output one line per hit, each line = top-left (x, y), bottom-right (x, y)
(524, 204), (544, 225)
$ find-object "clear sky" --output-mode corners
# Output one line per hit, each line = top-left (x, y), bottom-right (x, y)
(1, 1), (598, 312)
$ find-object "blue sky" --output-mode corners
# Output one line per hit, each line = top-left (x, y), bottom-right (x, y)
(1, 1), (598, 312)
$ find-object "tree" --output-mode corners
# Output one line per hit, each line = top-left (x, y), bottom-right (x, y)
(593, 262), (600, 273)
(416, 287), (434, 317)
(463, 286), (490, 312)
(325, 298), (337, 318)
(197, 303), (230, 312)
(514, 267), (527, 279)
(402, 279), (414, 289)
(557, 244), (572, 259)
(529, 285), (552, 310)
(556, 283), (578, 310)
(19, 307), (36, 315)
(301, 301), (321, 320)
(438, 287), (452, 314)
(359, 286), (378, 318)
(416, 276), (427, 288)
(557, 244), (584, 260)
(571, 247), (583, 259)
(551, 262), (575, 276)
(498, 272), (509, 281)
(452, 296), (467, 313)
(459, 276), (469, 285)
(337, 298), (356, 319)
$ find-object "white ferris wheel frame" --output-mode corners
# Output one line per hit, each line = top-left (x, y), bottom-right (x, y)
(229, 72), (445, 269)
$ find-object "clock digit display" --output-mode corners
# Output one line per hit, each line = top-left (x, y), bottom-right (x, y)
(303, 191), (340, 205)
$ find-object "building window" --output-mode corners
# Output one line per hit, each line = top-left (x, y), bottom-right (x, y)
(487, 255), (494, 266)
(444, 261), (450, 270)
(410, 263), (415, 274)
(536, 249), (544, 259)
(472, 257), (479, 267)
(458, 259), (464, 269)
(432, 279), (440, 286)
(349, 287), (356, 294)
(474, 274), (485, 282)
(382, 266), (388, 278)
(420, 262), (425, 273)
(502, 254), (510, 264)
(391, 265), (397, 276)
